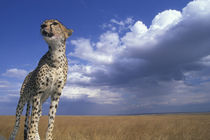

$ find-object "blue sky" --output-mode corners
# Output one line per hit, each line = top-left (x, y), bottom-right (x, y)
(1, 0), (210, 115)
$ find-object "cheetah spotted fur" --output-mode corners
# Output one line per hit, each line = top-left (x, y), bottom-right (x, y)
(9, 19), (73, 140)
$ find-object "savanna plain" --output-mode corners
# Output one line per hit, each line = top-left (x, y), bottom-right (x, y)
(0, 113), (210, 140)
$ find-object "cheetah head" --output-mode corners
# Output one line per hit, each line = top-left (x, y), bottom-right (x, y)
(40, 19), (73, 45)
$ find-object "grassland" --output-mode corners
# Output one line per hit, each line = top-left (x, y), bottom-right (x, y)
(0, 113), (210, 140)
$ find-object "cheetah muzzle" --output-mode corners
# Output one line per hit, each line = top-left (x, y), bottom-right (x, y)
(9, 19), (73, 140)
(41, 22), (56, 38)
(42, 30), (54, 38)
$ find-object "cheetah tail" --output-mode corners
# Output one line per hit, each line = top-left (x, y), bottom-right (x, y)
(9, 96), (27, 140)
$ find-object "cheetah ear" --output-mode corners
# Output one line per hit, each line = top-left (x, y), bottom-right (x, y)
(66, 29), (73, 37)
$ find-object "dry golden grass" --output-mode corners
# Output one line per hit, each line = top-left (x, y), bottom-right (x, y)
(0, 113), (210, 140)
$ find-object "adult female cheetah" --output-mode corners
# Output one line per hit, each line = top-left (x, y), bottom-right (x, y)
(9, 19), (73, 140)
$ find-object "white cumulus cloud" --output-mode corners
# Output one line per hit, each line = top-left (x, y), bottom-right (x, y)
(62, 85), (122, 104)
(150, 10), (182, 30)
(66, 0), (210, 108)
(2, 68), (28, 79)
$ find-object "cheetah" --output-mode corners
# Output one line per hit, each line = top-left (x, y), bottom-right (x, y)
(9, 19), (73, 140)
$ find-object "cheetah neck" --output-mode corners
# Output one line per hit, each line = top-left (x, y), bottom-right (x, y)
(48, 44), (66, 55)
(47, 41), (67, 67)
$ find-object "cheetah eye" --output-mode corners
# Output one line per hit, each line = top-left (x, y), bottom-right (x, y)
(41, 24), (47, 29)
(52, 22), (58, 25)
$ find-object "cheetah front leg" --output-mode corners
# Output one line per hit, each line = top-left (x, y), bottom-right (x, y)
(46, 92), (61, 140)
(27, 94), (41, 140)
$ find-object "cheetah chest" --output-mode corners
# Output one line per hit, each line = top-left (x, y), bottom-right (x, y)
(40, 68), (65, 103)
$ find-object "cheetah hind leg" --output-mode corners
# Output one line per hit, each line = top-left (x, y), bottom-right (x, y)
(9, 95), (26, 140)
